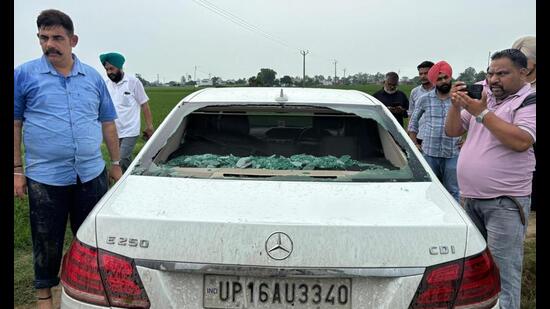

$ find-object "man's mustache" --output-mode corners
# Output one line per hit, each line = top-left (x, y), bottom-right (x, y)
(45, 48), (62, 56)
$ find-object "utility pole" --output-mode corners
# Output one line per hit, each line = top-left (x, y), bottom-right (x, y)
(300, 50), (310, 87)
(487, 51), (491, 68)
(343, 68), (346, 79)
(157, 74), (159, 84)
(333, 60), (338, 84)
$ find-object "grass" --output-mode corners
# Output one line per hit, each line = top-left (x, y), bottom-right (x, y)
(13, 84), (535, 307)
(14, 197), (75, 306)
(521, 239), (536, 309)
(14, 86), (197, 306)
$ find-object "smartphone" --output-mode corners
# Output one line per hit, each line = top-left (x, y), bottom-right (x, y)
(466, 84), (483, 100)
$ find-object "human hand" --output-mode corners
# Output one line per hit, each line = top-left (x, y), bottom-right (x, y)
(453, 90), (487, 117)
(14, 173), (27, 198)
(394, 106), (405, 114)
(109, 165), (123, 184)
(450, 81), (468, 108)
(142, 127), (154, 141)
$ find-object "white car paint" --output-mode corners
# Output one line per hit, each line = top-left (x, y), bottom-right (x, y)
(92, 176), (483, 267)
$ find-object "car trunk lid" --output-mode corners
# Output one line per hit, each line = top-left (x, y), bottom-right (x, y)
(95, 175), (468, 268)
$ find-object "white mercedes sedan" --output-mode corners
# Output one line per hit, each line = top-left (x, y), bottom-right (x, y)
(60, 87), (500, 309)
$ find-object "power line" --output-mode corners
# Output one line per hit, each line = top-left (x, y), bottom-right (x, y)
(191, 0), (298, 51)
(191, 0), (343, 77)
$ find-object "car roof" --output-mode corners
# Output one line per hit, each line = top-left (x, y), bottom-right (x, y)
(185, 87), (380, 106)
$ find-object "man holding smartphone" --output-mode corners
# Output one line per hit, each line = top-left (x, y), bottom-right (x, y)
(372, 72), (409, 128)
(408, 61), (461, 202)
(445, 49), (535, 308)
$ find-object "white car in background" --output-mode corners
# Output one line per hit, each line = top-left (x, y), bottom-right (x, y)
(60, 87), (500, 309)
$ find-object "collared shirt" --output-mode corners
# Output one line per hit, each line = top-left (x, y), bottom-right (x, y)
(408, 85), (433, 139)
(457, 83), (536, 198)
(14, 54), (117, 186)
(105, 73), (149, 138)
(408, 89), (460, 158)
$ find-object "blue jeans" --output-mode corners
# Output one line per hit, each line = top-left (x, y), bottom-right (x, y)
(423, 154), (459, 202)
(27, 168), (108, 289)
(463, 196), (531, 309)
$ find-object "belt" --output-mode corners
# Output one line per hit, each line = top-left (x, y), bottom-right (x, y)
(465, 196), (526, 225)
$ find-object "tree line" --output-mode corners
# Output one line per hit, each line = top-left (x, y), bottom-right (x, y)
(136, 66), (488, 87)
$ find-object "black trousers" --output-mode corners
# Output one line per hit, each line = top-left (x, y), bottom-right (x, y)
(27, 168), (108, 289)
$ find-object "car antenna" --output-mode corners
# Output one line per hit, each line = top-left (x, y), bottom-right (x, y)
(275, 88), (288, 107)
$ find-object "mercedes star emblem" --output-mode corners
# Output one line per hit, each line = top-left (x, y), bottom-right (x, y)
(265, 232), (293, 260)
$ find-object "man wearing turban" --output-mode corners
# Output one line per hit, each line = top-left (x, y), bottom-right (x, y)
(512, 36), (536, 90)
(100, 52), (155, 172)
(407, 60), (461, 202)
(512, 36), (537, 215)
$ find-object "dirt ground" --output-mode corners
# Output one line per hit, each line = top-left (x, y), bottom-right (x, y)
(14, 212), (536, 309)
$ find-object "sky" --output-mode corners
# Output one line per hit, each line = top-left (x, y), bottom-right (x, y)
(14, 0), (536, 83)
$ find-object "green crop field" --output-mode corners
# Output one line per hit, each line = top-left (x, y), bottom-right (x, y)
(14, 85), (535, 308)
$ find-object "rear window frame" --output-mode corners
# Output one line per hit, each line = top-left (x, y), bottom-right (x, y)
(133, 102), (431, 183)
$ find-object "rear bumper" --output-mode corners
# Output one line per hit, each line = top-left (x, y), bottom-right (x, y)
(60, 273), (500, 309)
(60, 287), (109, 309)
(136, 266), (424, 308)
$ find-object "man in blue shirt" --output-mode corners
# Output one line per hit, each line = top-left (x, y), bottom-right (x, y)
(407, 61), (461, 202)
(408, 61), (435, 146)
(14, 9), (122, 308)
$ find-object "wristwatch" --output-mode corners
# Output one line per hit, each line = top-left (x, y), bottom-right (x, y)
(475, 109), (490, 123)
(110, 160), (121, 166)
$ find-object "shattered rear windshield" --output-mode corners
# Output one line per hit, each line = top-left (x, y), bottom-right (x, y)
(134, 104), (430, 182)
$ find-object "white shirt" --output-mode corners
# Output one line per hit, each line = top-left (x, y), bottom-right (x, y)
(105, 73), (149, 138)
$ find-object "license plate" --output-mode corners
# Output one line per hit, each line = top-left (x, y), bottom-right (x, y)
(203, 275), (351, 308)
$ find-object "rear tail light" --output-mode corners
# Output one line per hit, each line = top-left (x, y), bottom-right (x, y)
(61, 239), (151, 308)
(99, 250), (151, 308)
(409, 259), (463, 308)
(60, 240), (109, 306)
(454, 249), (500, 308)
(409, 248), (500, 309)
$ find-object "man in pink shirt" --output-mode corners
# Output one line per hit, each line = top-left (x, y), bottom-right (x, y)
(445, 49), (535, 309)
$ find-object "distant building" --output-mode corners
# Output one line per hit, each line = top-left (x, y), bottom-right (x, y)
(196, 78), (214, 87)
